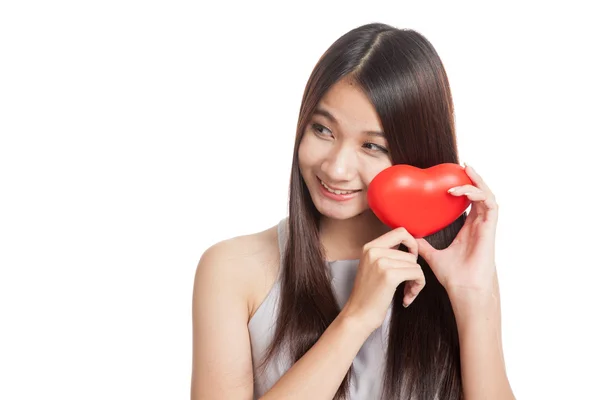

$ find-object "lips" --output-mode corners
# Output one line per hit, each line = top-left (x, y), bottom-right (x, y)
(318, 182), (360, 201)
(317, 176), (361, 194)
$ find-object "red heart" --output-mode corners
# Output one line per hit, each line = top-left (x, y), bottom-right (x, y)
(367, 163), (473, 238)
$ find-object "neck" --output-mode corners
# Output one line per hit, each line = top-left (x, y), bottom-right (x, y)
(319, 210), (390, 262)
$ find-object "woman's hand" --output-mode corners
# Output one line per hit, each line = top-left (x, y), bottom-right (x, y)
(340, 227), (426, 334)
(413, 164), (499, 305)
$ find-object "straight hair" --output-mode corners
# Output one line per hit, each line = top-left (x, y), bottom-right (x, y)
(256, 23), (466, 399)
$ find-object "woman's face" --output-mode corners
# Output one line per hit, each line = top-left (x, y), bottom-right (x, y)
(298, 77), (393, 220)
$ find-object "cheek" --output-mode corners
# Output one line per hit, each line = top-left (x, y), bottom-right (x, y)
(362, 161), (393, 186)
(297, 135), (310, 170)
(298, 134), (324, 168)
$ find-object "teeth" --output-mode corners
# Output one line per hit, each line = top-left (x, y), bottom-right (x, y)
(320, 180), (356, 195)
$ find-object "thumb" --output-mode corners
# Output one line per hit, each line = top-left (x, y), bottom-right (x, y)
(415, 237), (437, 264)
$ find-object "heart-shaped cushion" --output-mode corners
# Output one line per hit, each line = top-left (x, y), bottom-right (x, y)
(367, 163), (473, 238)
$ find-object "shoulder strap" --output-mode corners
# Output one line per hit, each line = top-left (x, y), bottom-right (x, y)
(276, 217), (288, 261)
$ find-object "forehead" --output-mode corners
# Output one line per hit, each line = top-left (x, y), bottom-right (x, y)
(316, 78), (383, 131)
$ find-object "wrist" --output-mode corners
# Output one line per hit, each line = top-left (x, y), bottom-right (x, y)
(446, 268), (500, 314)
(447, 286), (500, 323)
(337, 308), (375, 339)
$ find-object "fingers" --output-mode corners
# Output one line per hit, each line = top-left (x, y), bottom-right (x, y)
(389, 268), (425, 293)
(375, 257), (425, 308)
(461, 164), (497, 205)
(365, 246), (418, 264)
(448, 165), (499, 213)
(464, 164), (492, 195)
(403, 280), (424, 307)
(448, 184), (498, 212)
(364, 227), (419, 259)
(447, 184), (482, 196)
(389, 265), (426, 306)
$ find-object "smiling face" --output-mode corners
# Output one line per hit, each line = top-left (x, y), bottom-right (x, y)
(298, 77), (393, 220)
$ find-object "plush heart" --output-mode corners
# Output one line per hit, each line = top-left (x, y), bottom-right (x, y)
(367, 163), (473, 238)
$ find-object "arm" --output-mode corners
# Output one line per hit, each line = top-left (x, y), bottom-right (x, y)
(448, 271), (516, 400)
(260, 310), (372, 400)
(191, 241), (255, 400)
(191, 234), (373, 400)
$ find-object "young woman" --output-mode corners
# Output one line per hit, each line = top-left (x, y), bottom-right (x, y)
(192, 23), (515, 400)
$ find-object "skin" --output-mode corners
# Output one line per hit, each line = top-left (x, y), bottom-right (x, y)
(297, 76), (515, 399)
(297, 76), (394, 261)
(192, 75), (515, 400)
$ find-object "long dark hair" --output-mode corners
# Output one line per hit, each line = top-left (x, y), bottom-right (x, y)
(256, 23), (466, 399)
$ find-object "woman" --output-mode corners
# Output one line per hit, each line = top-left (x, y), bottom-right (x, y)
(192, 22), (515, 400)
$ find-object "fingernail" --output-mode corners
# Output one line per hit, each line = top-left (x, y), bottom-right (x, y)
(403, 302), (409, 308)
(448, 187), (457, 193)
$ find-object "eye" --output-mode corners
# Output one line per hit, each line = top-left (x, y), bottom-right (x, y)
(310, 123), (388, 153)
(311, 123), (332, 137)
(363, 142), (389, 153)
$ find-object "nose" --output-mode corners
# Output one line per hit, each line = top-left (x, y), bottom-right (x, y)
(320, 144), (357, 182)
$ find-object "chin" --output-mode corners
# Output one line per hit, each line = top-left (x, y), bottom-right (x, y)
(311, 193), (369, 221)
(319, 208), (364, 220)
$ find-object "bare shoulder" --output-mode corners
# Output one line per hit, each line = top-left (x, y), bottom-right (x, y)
(196, 221), (281, 321)
(191, 221), (281, 398)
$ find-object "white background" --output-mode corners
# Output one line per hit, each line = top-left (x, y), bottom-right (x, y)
(1, 1), (599, 399)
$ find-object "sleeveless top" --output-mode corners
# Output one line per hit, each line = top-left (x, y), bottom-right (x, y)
(248, 217), (393, 399)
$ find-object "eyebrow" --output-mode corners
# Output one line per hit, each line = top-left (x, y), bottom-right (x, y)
(313, 107), (386, 138)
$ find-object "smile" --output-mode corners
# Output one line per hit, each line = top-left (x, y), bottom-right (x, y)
(319, 179), (361, 195)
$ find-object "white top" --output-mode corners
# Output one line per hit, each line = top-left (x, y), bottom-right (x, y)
(248, 217), (393, 399)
